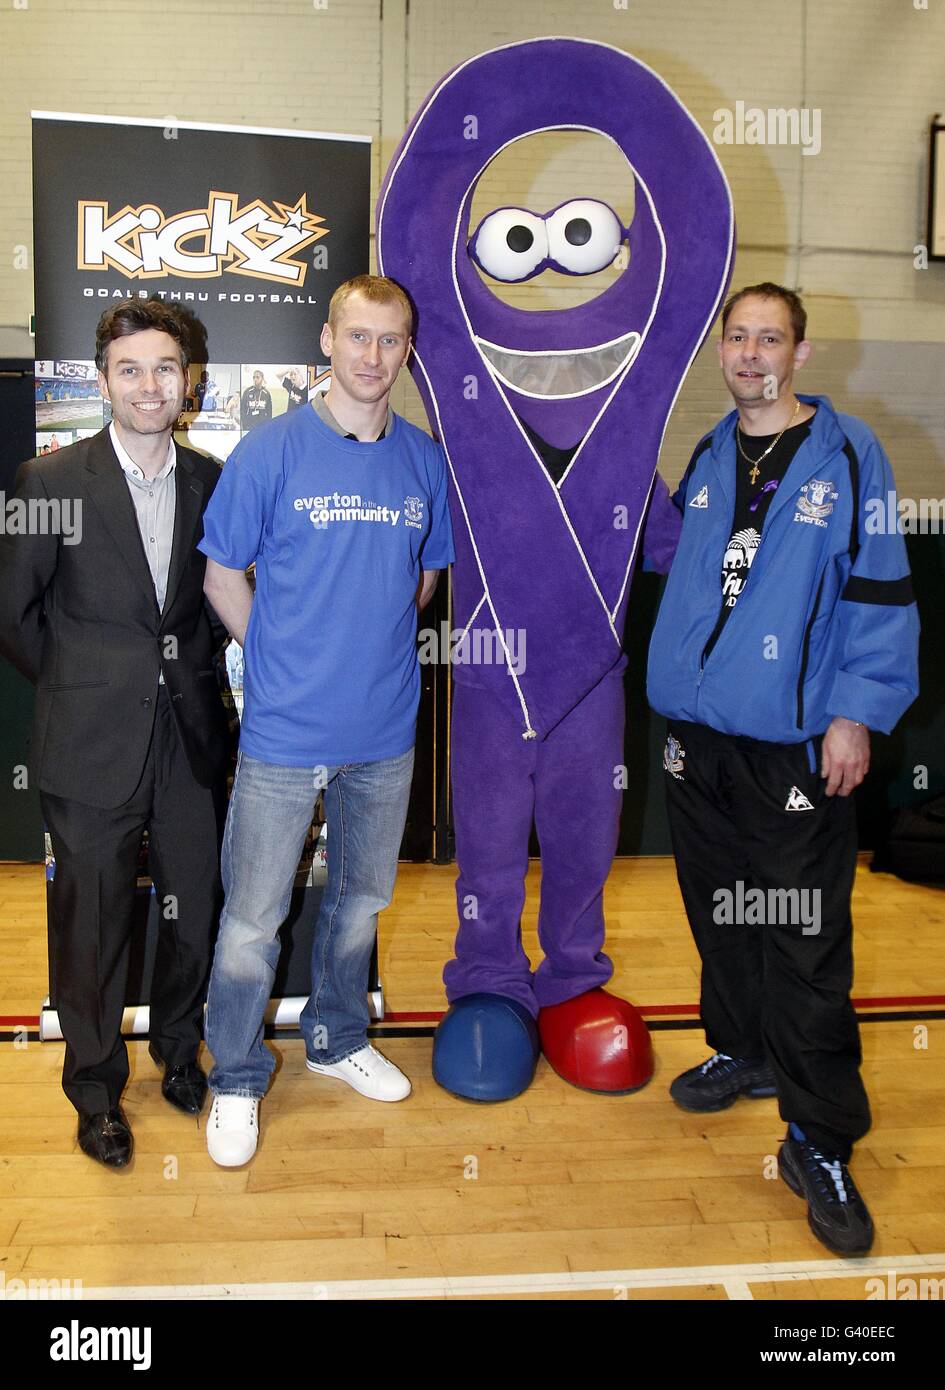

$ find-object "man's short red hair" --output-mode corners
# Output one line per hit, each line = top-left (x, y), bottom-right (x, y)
(327, 274), (413, 335)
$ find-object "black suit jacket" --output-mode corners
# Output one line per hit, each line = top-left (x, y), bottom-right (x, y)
(0, 428), (230, 808)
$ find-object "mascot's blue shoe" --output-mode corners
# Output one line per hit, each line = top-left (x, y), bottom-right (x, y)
(433, 993), (540, 1102)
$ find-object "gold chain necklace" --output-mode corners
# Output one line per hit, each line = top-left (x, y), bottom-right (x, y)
(737, 398), (801, 484)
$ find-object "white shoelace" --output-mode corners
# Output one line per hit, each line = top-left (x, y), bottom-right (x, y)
(700, 1052), (733, 1073)
(212, 1096), (257, 1130)
(817, 1157), (849, 1204)
(348, 1046), (393, 1075)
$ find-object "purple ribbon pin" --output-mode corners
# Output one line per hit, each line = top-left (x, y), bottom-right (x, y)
(749, 480), (779, 512)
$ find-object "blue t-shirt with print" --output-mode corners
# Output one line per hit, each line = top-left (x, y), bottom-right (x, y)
(199, 405), (454, 765)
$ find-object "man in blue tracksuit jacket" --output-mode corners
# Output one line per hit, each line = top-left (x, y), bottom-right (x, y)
(647, 283), (919, 1257)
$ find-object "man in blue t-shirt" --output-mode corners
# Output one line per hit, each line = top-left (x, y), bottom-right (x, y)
(199, 275), (454, 1167)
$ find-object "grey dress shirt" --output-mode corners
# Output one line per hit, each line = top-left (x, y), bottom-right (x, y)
(109, 423), (177, 686)
(109, 422), (177, 613)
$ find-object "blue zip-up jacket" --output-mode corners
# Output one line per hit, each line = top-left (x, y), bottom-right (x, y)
(647, 395), (919, 743)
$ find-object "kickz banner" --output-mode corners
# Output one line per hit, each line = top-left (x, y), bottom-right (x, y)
(31, 112), (370, 363)
(29, 113), (372, 1024)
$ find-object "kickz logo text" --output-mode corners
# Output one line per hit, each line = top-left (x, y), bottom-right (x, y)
(78, 191), (327, 285)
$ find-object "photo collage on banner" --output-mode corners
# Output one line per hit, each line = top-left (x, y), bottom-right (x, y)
(176, 361), (332, 464)
(34, 356), (103, 455)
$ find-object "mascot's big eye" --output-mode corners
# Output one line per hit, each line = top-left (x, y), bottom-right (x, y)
(469, 208), (549, 282)
(546, 199), (624, 275)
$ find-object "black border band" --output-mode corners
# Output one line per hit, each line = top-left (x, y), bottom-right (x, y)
(842, 574), (916, 606)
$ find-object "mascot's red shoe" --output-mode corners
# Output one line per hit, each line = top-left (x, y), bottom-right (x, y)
(538, 988), (653, 1093)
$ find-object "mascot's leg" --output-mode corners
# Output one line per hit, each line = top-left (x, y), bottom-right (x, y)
(534, 666), (653, 1093)
(434, 680), (540, 1102)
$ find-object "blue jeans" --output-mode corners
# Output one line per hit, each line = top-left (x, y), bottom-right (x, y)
(205, 746), (414, 1097)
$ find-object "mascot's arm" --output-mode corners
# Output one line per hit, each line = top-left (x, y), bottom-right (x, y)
(641, 474), (682, 574)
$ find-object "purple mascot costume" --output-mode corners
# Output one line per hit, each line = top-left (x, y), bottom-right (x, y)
(378, 38), (734, 1100)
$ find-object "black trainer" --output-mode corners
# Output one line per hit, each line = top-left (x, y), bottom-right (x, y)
(779, 1134), (875, 1256)
(669, 1052), (777, 1112)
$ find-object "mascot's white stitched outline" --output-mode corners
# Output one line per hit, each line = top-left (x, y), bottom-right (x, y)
(450, 123), (659, 645)
(475, 329), (643, 401)
(377, 35), (736, 732)
(457, 592), (486, 646)
(409, 346), (537, 736)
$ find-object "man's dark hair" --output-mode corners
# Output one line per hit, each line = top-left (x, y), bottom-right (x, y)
(95, 298), (191, 373)
(720, 282), (807, 345)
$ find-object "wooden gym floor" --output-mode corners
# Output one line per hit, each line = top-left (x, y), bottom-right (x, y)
(1, 856), (944, 1301)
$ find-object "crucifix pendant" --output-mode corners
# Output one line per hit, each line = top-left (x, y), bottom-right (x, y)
(749, 464), (760, 486)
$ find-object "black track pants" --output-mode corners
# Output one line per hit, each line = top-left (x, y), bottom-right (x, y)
(663, 719), (869, 1160)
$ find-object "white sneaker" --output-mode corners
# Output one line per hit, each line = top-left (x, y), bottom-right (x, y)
(305, 1044), (411, 1102)
(206, 1094), (259, 1167)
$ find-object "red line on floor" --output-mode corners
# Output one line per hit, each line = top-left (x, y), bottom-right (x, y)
(380, 1011), (444, 1022)
(637, 1004), (701, 1017)
(4, 994), (945, 1032)
(852, 994), (945, 1008)
(378, 995), (945, 1021)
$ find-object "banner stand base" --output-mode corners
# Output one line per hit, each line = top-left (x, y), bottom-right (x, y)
(38, 987), (385, 1043)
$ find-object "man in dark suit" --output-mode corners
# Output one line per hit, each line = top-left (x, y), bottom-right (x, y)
(0, 299), (230, 1168)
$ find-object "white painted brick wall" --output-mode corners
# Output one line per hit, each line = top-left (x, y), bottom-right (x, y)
(0, 0), (383, 329)
(400, 0), (945, 492)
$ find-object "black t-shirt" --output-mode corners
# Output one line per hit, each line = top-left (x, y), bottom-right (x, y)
(702, 409), (816, 662)
(520, 419), (578, 483)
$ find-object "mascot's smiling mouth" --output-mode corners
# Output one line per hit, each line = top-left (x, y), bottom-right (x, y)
(475, 330), (642, 399)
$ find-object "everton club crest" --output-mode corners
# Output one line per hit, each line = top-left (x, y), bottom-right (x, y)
(794, 478), (839, 528)
(663, 733), (686, 781)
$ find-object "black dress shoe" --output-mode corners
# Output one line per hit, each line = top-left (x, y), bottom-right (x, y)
(77, 1108), (133, 1169)
(149, 1042), (208, 1115)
